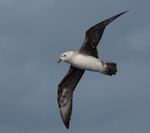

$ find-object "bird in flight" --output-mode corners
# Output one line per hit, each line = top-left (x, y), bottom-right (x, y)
(57, 11), (127, 129)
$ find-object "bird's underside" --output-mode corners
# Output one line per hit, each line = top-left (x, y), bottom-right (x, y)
(58, 11), (128, 129)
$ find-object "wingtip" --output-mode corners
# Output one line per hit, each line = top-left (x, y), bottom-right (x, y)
(125, 10), (130, 13)
(100, 10), (129, 28)
(60, 111), (70, 129)
(114, 10), (129, 18)
(121, 10), (130, 15)
(59, 108), (71, 129)
(114, 10), (129, 20)
(64, 122), (70, 129)
(61, 114), (70, 129)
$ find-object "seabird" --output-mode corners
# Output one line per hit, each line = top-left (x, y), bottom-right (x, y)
(57, 11), (127, 129)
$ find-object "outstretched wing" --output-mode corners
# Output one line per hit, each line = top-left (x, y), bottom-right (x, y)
(58, 66), (84, 129)
(79, 11), (128, 58)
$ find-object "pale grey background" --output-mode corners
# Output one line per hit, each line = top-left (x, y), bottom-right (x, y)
(0, 0), (150, 133)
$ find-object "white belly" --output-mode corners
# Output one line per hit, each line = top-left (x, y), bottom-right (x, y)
(69, 54), (104, 72)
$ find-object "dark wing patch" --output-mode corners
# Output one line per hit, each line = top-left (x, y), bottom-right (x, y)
(58, 66), (84, 129)
(79, 11), (128, 58)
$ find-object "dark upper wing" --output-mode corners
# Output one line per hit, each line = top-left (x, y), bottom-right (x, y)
(58, 66), (84, 129)
(79, 11), (128, 58)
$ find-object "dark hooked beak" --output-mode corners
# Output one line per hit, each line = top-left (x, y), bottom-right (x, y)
(57, 59), (62, 63)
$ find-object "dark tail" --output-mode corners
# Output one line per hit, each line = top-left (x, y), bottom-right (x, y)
(102, 61), (117, 76)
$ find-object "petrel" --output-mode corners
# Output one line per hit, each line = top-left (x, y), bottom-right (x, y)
(57, 11), (127, 129)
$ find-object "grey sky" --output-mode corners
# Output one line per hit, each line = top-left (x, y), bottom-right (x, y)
(0, 0), (150, 132)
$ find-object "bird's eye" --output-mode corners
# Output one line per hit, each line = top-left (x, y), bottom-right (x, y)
(64, 55), (66, 57)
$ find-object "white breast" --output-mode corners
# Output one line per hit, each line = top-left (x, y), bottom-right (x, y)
(69, 54), (104, 72)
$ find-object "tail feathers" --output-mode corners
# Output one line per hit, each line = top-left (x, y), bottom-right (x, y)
(102, 61), (117, 76)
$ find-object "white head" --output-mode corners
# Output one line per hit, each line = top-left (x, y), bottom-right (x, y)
(58, 51), (74, 63)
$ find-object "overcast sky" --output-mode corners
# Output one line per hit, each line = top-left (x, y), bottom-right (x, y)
(0, 0), (150, 133)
